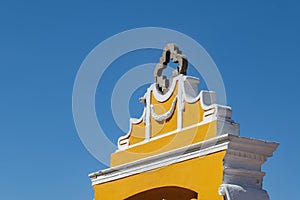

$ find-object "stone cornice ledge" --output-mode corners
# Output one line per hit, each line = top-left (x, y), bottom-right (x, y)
(219, 184), (270, 200)
(89, 134), (278, 186)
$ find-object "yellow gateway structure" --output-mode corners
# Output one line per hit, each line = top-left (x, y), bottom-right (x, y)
(89, 44), (278, 200)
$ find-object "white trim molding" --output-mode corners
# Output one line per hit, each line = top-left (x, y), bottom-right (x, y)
(219, 184), (270, 200)
(117, 75), (240, 150)
(150, 97), (177, 122)
(118, 108), (146, 149)
(218, 136), (279, 200)
(89, 134), (278, 189)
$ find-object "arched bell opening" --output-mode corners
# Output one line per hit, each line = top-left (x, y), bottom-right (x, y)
(124, 186), (198, 200)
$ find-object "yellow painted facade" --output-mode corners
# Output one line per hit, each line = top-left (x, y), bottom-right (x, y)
(150, 84), (180, 138)
(95, 151), (226, 200)
(111, 78), (218, 167)
(111, 120), (217, 166)
(90, 43), (278, 200)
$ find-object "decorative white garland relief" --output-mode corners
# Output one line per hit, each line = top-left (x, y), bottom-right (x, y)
(150, 96), (177, 122)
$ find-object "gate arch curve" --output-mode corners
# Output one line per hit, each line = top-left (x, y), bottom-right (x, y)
(125, 186), (198, 200)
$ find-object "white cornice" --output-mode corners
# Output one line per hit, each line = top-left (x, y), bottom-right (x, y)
(221, 135), (279, 198)
(89, 134), (278, 186)
(219, 184), (270, 200)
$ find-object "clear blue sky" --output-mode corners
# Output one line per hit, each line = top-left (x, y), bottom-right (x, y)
(1, 1), (299, 199)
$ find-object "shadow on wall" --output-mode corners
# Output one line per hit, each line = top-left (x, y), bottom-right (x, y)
(124, 186), (198, 200)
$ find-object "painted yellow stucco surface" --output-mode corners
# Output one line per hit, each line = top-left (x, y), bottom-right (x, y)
(111, 79), (218, 167)
(95, 151), (226, 200)
(150, 86), (179, 138)
(111, 120), (217, 167)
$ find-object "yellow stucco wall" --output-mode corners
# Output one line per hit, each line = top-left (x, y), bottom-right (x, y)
(104, 76), (227, 199)
(95, 151), (226, 200)
(124, 83), (206, 147)
(111, 120), (217, 166)
(150, 86), (179, 137)
(111, 78), (218, 167)
(126, 120), (145, 145)
(182, 100), (203, 128)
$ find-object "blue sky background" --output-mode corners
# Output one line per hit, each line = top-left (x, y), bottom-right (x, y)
(1, 0), (299, 199)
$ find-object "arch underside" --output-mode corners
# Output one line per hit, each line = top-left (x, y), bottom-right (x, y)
(124, 186), (198, 200)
